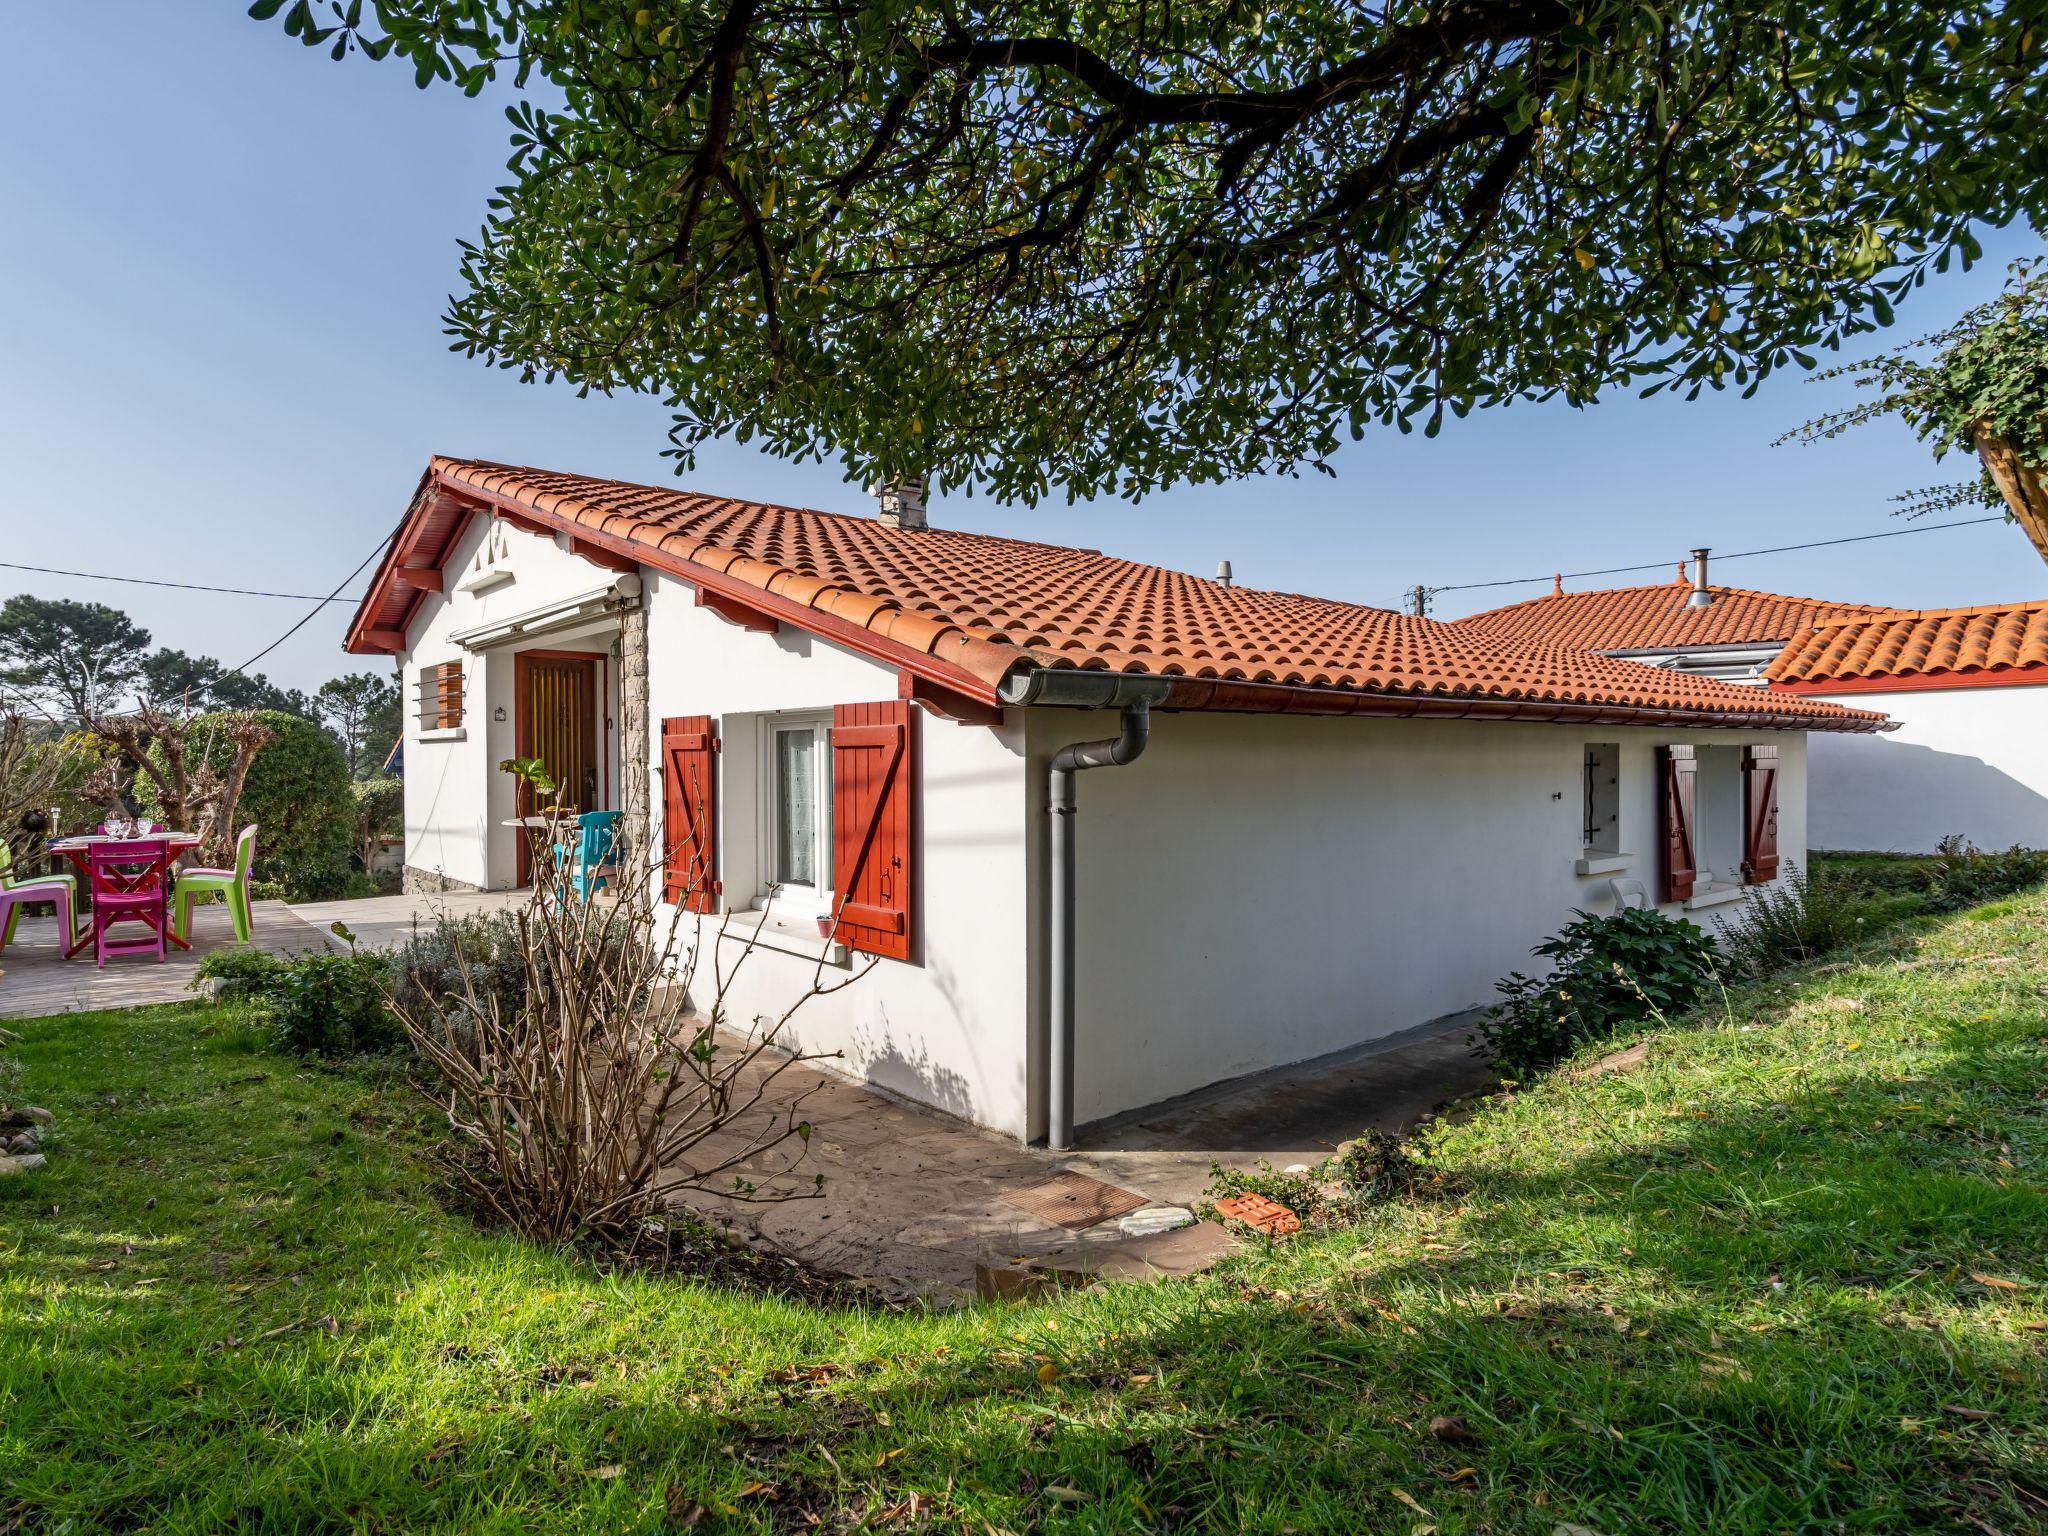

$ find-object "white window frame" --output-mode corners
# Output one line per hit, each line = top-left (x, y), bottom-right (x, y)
(1689, 743), (1746, 896)
(1574, 742), (1629, 875)
(753, 711), (834, 917)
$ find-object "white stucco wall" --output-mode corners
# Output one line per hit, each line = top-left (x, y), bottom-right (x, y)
(398, 512), (628, 890)
(1024, 711), (1809, 1136)
(639, 571), (1037, 1138)
(1804, 683), (2048, 853)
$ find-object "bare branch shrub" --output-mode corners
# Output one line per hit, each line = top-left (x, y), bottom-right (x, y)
(385, 817), (867, 1245)
(0, 713), (97, 857)
(79, 704), (273, 863)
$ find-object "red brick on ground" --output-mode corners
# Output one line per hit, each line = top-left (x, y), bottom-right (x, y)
(1213, 1192), (1301, 1237)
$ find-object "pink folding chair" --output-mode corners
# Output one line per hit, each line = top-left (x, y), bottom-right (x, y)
(87, 838), (173, 967)
(0, 880), (78, 957)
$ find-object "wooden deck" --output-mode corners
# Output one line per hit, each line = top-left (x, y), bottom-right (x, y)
(0, 888), (536, 1021)
(0, 902), (330, 1020)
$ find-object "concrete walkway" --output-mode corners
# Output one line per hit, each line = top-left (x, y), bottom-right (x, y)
(678, 1011), (1492, 1303)
(290, 887), (531, 951)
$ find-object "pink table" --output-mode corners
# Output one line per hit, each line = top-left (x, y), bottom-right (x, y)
(47, 834), (202, 957)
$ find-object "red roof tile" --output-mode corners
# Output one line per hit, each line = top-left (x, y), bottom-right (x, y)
(345, 461), (1887, 732)
(1765, 599), (2048, 686)
(1454, 577), (1900, 652)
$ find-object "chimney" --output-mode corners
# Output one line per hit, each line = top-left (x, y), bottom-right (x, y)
(1215, 559), (1233, 587)
(1687, 547), (1712, 608)
(871, 476), (929, 531)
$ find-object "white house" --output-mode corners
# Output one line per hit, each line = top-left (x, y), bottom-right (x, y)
(346, 461), (1885, 1146)
(1763, 601), (2048, 852)
(1455, 554), (2047, 854)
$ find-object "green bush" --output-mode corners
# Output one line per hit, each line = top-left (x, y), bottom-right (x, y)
(1811, 850), (1937, 901)
(191, 945), (399, 1057)
(271, 951), (401, 1057)
(1718, 862), (1875, 978)
(383, 910), (535, 1029)
(1480, 907), (1721, 1078)
(190, 948), (287, 997)
(145, 711), (356, 901)
(1927, 836), (2048, 914)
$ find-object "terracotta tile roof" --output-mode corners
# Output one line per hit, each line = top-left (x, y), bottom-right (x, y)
(345, 460), (1887, 732)
(1453, 577), (1901, 652)
(1765, 599), (2048, 687)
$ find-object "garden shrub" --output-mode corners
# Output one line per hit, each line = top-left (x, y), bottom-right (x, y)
(191, 945), (399, 1056)
(1927, 836), (2048, 914)
(142, 711), (355, 901)
(1718, 861), (1874, 978)
(383, 910), (536, 1029)
(191, 947), (287, 998)
(1811, 850), (1936, 901)
(1480, 907), (1720, 1078)
(270, 951), (401, 1056)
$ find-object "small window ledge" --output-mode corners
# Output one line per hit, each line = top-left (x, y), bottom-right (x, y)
(1575, 851), (1632, 876)
(716, 907), (850, 968)
(1684, 885), (1749, 911)
(416, 726), (467, 744)
(455, 566), (515, 595)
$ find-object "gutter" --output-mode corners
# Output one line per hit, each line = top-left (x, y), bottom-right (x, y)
(998, 667), (1174, 1151)
(1137, 673), (1891, 733)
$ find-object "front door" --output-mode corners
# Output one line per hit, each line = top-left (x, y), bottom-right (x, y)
(516, 651), (603, 885)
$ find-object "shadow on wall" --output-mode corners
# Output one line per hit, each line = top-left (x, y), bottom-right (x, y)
(849, 1006), (979, 1124)
(1810, 736), (2048, 854)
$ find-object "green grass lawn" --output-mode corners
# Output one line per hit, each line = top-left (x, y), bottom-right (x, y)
(3, 898), (2046, 1534)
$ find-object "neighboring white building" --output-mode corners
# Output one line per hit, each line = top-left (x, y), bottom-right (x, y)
(346, 461), (1885, 1145)
(1764, 602), (2048, 853)
(1455, 555), (2047, 855)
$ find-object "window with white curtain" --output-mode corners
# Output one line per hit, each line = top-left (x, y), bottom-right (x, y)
(758, 712), (832, 913)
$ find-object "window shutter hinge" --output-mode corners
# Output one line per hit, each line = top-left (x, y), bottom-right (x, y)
(712, 736), (723, 752)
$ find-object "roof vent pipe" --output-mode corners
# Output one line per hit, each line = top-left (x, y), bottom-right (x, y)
(871, 477), (929, 531)
(1687, 547), (1713, 608)
(999, 667), (1174, 1150)
(1215, 560), (1233, 587)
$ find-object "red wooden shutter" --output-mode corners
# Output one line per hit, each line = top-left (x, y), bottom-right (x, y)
(661, 715), (718, 911)
(1659, 744), (1698, 903)
(831, 700), (916, 961)
(1742, 743), (1781, 885)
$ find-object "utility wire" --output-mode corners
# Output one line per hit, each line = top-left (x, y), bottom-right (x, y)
(0, 559), (367, 602)
(1415, 514), (2009, 608)
(226, 534), (392, 678)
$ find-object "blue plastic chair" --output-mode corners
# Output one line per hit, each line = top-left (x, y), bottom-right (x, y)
(555, 811), (621, 904)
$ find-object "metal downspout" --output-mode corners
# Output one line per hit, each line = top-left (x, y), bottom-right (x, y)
(998, 668), (1173, 1150)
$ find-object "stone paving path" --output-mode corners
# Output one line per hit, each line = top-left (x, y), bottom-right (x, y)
(677, 1010), (1490, 1304)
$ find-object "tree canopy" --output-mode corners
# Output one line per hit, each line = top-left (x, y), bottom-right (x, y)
(259, 0), (2048, 502)
(1781, 259), (2048, 554)
(315, 672), (402, 777)
(0, 596), (151, 722)
(142, 648), (311, 718)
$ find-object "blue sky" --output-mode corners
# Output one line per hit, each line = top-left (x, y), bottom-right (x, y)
(2, 5), (2040, 695)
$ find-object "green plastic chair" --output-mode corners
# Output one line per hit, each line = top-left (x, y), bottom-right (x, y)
(171, 825), (258, 945)
(0, 838), (74, 898)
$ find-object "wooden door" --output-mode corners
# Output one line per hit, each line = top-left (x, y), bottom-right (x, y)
(517, 652), (599, 885)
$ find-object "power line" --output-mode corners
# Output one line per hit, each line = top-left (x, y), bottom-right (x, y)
(0, 558), (367, 602)
(1412, 514), (2009, 610)
(227, 535), (392, 678)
